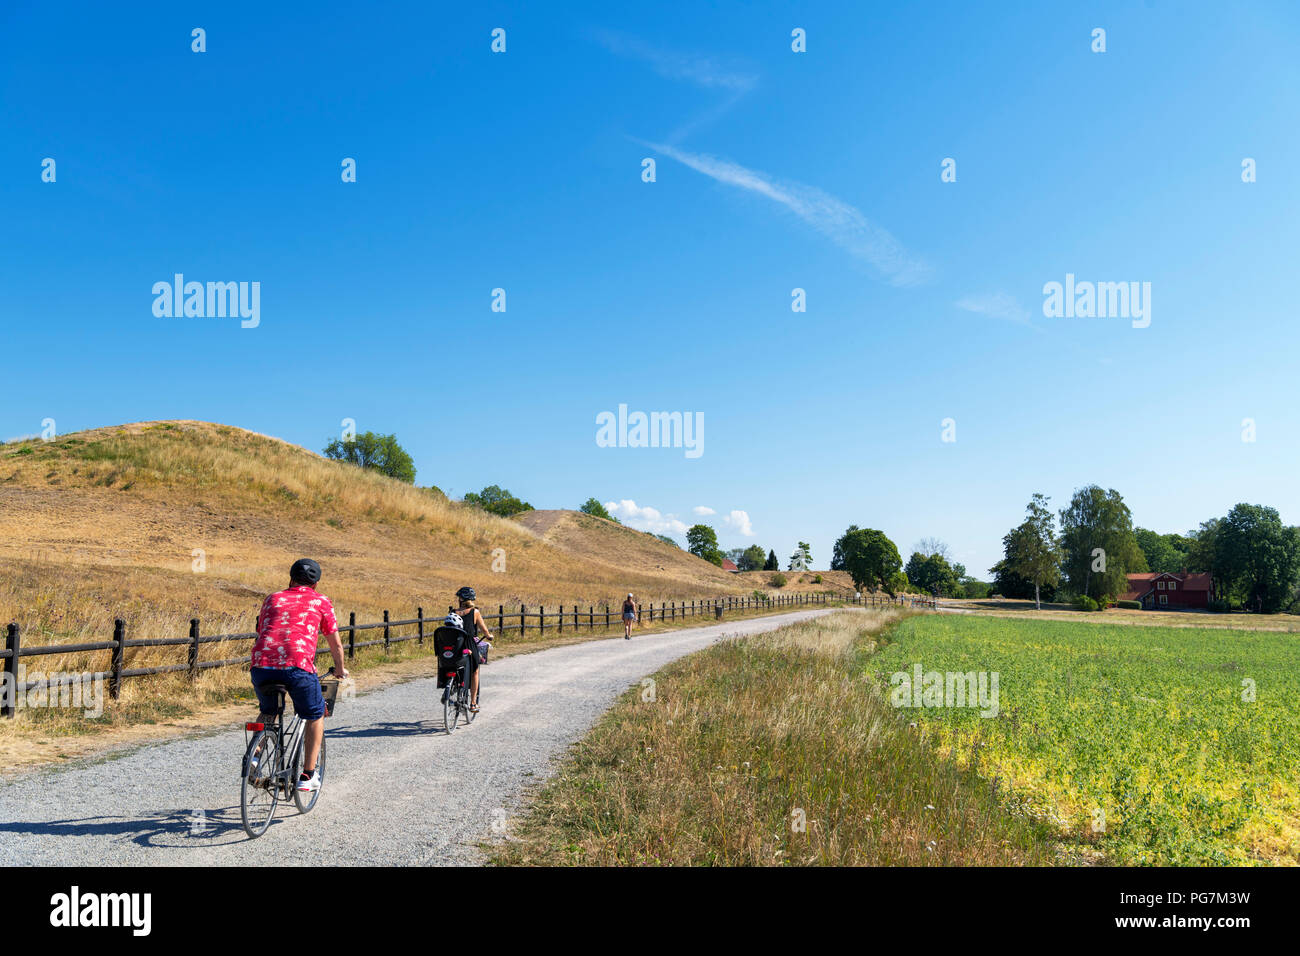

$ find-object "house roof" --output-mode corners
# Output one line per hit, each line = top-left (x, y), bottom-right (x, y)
(721, 558), (739, 571)
(1120, 571), (1212, 602)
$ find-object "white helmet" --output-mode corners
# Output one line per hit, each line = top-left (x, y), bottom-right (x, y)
(444, 612), (464, 630)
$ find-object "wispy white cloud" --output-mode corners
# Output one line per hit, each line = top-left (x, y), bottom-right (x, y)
(722, 509), (755, 537)
(644, 142), (930, 286)
(692, 505), (716, 516)
(604, 499), (689, 537)
(593, 29), (757, 93)
(955, 293), (1035, 328)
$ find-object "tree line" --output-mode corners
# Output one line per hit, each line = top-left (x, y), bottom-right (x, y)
(992, 486), (1300, 613)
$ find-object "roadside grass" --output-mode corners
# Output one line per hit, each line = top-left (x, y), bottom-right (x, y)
(494, 610), (1060, 866)
(871, 614), (1300, 865)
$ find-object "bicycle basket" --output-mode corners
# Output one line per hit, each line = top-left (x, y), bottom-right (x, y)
(320, 677), (340, 717)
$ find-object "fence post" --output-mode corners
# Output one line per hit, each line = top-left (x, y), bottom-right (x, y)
(588, 605), (593, 630)
(348, 612), (356, 659)
(558, 605), (563, 634)
(498, 605), (504, 635)
(605, 605), (610, 629)
(520, 605), (526, 638)
(417, 607), (424, 646)
(383, 610), (390, 653)
(109, 619), (125, 700)
(188, 619), (200, 679)
(2, 624), (19, 718)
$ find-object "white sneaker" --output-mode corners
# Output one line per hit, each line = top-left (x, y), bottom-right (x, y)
(296, 769), (321, 793)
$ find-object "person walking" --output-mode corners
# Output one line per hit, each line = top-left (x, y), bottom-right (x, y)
(622, 592), (637, 639)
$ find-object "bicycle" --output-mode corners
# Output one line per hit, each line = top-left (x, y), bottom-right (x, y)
(434, 622), (486, 734)
(441, 653), (478, 733)
(240, 669), (340, 839)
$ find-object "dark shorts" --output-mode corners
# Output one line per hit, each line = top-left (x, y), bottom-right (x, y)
(623, 612), (636, 622)
(251, 666), (325, 720)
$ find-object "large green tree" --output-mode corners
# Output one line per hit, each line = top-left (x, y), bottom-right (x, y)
(1134, 528), (1189, 574)
(904, 551), (961, 597)
(1005, 493), (1063, 610)
(830, 525), (860, 571)
(838, 527), (903, 597)
(463, 484), (534, 517)
(1059, 485), (1146, 602)
(764, 548), (779, 571)
(323, 431), (416, 484)
(686, 524), (724, 566)
(1213, 503), (1300, 613)
(738, 544), (768, 572)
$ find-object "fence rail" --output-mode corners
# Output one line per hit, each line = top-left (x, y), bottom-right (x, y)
(0, 591), (937, 717)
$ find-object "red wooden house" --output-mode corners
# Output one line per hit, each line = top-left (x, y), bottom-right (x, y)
(1120, 572), (1214, 610)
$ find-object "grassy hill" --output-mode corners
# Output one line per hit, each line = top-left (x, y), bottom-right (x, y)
(0, 421), (751, 644)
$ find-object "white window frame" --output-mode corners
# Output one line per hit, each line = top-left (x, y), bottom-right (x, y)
(1167, 579), (1176, 590)
(1159, 594), (1168, 605)
(1157, 581), (1165, 589)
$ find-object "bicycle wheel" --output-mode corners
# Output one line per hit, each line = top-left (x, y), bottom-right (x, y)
(241, 730), (281, 839)
(292, 733), (326, 814)
(443, 679), (459, 734)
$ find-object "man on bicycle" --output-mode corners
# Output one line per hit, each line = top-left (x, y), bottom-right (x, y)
(251, 558), (348, 793)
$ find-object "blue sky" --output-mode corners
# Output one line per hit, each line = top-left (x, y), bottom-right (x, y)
(3, 1), (1299, 577)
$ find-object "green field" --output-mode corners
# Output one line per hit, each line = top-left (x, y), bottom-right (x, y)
(872, 615), (1300, 865)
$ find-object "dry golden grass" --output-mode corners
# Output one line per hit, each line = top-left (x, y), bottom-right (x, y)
(494, 610), (1060, 866)
(944, 598), (1300, 632)
(733, 568), (857, 594)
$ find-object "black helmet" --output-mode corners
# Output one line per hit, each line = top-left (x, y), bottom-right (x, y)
(456, 585), (476, 602)
(290, 558), (322, 586)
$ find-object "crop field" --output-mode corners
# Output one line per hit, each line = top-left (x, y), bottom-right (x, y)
(872, 614), (1300, 865)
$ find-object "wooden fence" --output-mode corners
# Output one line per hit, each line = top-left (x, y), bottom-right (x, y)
(0, 591), (935, 717)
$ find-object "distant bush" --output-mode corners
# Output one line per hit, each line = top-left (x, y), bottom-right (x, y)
(580, 498), (618, 522)
(1207, 598), (1231, 613)
(323, 431), (416, 484)
(463, 484), (534, 518)
(1116, 599), (1142, 610)
(813, 574), (823, 584)
(751, 589), (770, 604)
(1072, 594), (1100, 612)
(768, 572), (788, 588)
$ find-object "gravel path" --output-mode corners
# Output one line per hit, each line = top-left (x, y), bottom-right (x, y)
(0, 609), (835, 866)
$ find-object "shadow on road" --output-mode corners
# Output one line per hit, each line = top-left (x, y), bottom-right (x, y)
(0, 804), (269, 851)
(328, 719), (447, 738)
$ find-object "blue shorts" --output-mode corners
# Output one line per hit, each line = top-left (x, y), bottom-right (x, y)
(251, 666), (325, 720)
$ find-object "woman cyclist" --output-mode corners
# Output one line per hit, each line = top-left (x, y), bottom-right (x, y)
(453, 586), (493, 712)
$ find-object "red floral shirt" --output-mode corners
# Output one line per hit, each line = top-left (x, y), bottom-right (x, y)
(252, 585), (338, 671)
